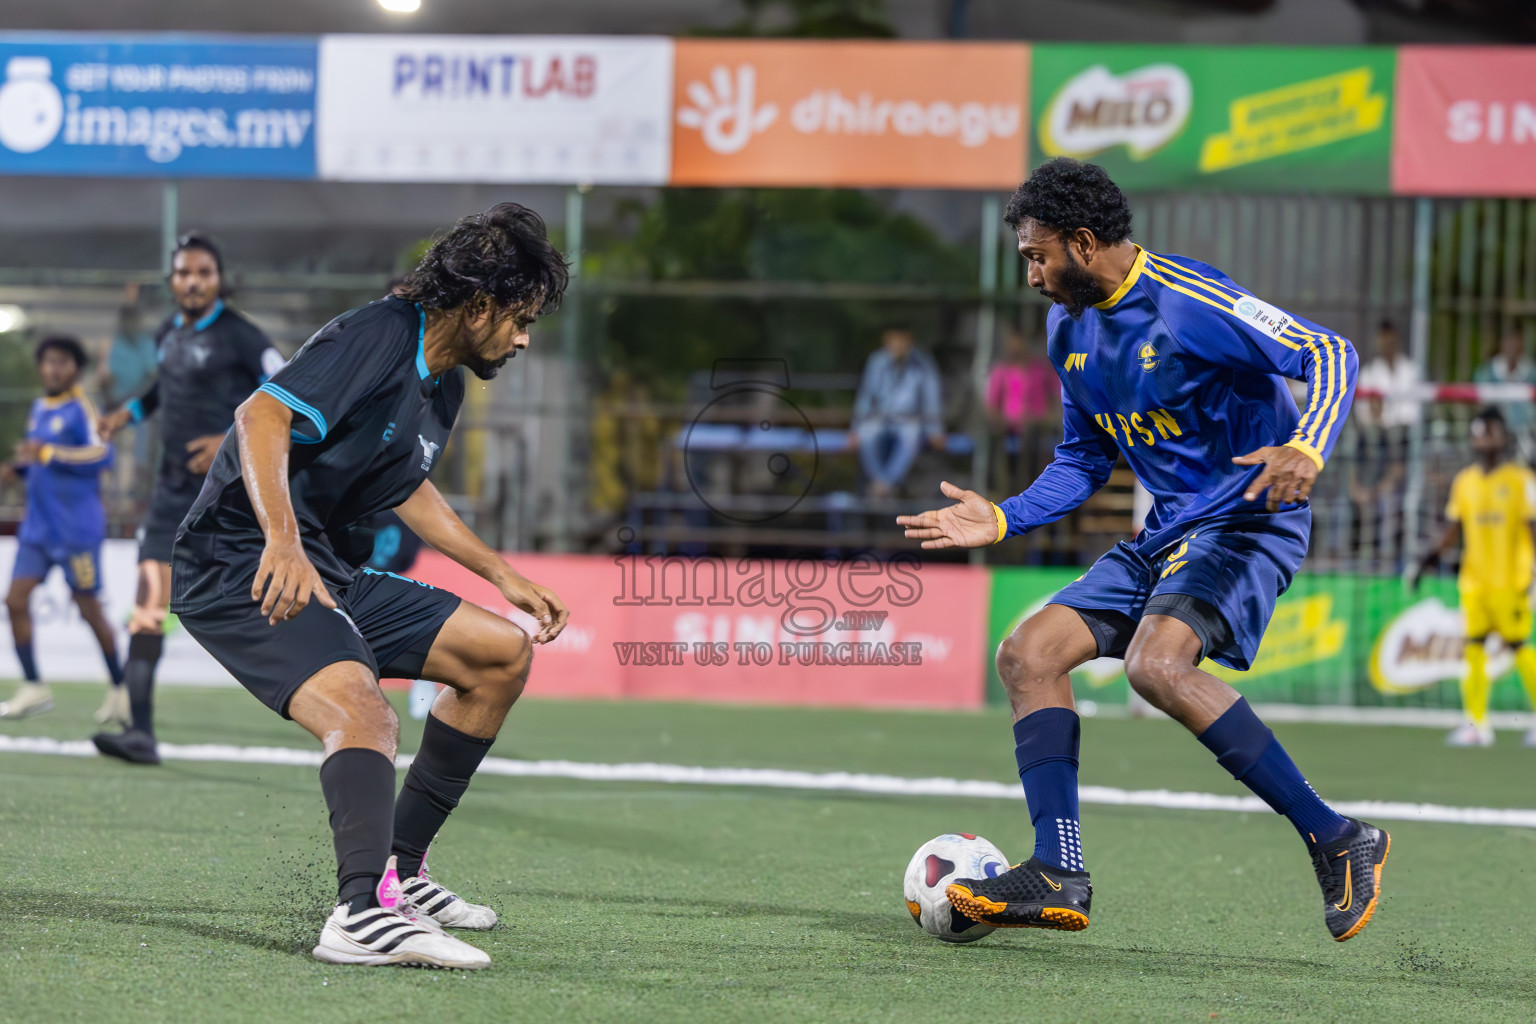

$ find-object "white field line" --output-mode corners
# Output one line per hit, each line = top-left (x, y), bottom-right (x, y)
(2, 734), (1534, 829)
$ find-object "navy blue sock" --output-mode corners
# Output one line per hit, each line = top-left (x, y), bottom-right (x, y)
(1013, 708), (1084, 872)
(15, 641), (38, 682)
(102, 649), (123, 687)
(1198, 697), (1350, 846)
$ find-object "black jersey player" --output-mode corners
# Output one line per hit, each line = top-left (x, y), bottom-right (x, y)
(95, 233), (283, 764)
(170, 203), (570, 969)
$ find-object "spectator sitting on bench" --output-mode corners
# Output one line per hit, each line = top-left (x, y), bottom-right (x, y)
(848, 324), (944, 499)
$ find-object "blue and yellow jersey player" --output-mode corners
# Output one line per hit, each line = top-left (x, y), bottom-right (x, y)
(0, 336), (125, 724)
(1412, 405), (1536, 749)
(898, 159), (1388, 943)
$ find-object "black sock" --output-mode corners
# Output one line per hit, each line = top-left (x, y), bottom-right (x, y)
(124, 633), (163, 735)
(318, 747), (398, 908)
(392, 714), (494, 879)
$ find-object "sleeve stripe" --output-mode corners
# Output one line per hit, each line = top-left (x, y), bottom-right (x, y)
(1314, 335), (1351, 451)
(48, 444), (110, 463)
(1141, 268), (1303, 351)
(257, 382), (329, 441)
(1142, 263), (1352, 451)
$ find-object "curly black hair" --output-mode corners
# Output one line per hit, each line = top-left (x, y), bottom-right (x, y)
(1004, 157), (1133, 245)
(35, 334), (87, 368)
(394, 202), (570, 316)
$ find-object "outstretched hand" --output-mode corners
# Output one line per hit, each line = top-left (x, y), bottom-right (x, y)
(895, 480), (1001, 550)
(1232, 445), (1319, 512)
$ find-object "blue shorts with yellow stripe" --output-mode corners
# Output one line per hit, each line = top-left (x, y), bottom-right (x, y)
(12, 540), (103, 593)
(1048, 506), (1310, 671)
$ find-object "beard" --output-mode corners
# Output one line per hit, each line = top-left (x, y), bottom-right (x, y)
(463, 348), (514, 381)
(1040, 253), (1106, 320)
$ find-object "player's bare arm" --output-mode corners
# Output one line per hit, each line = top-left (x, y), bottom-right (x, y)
(233, 391), (335, 625)
(897, 480), (1004, 549)
(394, 479), (568, 643)
(1232, 444), (1321, 513)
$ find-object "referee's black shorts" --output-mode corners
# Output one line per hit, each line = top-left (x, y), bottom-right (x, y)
(140, 471), (205, 564)
(178, 567), (462, 718)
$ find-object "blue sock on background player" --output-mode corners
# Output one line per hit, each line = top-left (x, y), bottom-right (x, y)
(1198, 697), (1350, 845)
(1013, 707), (1085, 872)
(14, 641), (38, 682)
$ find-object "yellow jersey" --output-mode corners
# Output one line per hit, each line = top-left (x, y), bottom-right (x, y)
(1446, 461), (1536, 592)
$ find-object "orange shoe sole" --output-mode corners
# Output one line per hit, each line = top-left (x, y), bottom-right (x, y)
(1335, 830), (1391, 943)
(946, 884), (1090, 931)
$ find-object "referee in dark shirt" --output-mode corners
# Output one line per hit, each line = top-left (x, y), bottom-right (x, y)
(95, 233), (283, 764)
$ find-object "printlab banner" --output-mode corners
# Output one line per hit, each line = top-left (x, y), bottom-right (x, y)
(0, 35), (316, 177)
(1031, 44), (1394, 194)
(315, 35), (674, 185)
(409, 550), (990, 709)
(1391, 47), (1536, 197)
(670, 39), (1028, 189)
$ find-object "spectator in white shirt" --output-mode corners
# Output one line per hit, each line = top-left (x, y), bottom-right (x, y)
(1473, 323), (1536, 452)
(1351, 321), (1419, 566)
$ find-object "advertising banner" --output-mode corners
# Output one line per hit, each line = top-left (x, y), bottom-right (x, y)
(0, 35), (316, 178)
(316, 35), (673, 185)
(1030, 44), (1394, 193)
(985, 566), (1529, 711)
(670, 39), (1028, 189)
(411, 550), (990, 709)
(0, 538), (235, 686)
(1391, 47), (1536, 197)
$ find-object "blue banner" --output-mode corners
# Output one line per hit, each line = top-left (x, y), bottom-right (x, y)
(0, 35), (316, 178)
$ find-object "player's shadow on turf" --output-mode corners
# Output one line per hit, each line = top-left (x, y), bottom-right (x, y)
(10, 888), (319, 956)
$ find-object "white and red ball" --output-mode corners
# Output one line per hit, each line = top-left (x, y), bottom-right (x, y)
(902, 833), (1009, 943)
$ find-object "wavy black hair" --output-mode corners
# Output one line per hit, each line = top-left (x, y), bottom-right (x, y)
(35, 334), (87, 368)
(395, 202), (570, 316)
(1004, 157), (1133, 245)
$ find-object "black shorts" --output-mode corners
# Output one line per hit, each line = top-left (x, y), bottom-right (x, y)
(1067, 593), (1235, 666)
(178, 567), (462, 718)
(140, 470), (205, 564)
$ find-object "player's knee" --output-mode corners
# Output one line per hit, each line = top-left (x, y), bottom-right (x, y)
(5, 590), (28, 619)
(996, 629), (1061, 699)
(477, 624), (532, 704)
(1124, 645), (1184, 704)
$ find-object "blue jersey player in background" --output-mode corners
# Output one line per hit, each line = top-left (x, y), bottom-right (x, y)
(898, 159), (1390, 944)
(0, 336), (124, 723)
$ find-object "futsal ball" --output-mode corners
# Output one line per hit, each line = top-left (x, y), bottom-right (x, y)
(903, 833), (1008, 943)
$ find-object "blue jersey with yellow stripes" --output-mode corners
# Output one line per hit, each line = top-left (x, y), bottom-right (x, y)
(17, 387), (113, 550)
(999, 247), (1357, 555)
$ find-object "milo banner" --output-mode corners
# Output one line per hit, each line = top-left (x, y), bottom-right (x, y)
(987, 567), (1531, 711)
(1031, 45), (1395, 194)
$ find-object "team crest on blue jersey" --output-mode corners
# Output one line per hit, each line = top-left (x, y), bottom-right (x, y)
(1138, 343), (1159, 372)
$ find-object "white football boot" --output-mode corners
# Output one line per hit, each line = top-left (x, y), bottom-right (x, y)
(0, 682), (54, 719)
(1446, 720), (1495, 747)
(400, 850), (498, 930)
(94, 685), (130, 726)
(312, 856), (490, 969)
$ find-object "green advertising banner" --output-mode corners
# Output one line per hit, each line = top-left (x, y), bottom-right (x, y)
(986, 567), (1533, 712)
(1030, 45), (1396, 194)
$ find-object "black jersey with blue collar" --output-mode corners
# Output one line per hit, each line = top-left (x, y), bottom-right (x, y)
(171, 296), (463, 608)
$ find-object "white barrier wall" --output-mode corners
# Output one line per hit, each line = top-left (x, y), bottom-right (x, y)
(0, 538), (235, 686)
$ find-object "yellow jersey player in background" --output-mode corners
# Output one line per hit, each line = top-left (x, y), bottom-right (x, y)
(1413, 406), (1536, 747)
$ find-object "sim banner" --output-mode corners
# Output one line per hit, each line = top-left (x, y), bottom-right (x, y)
(1391, 47), (1536, 197)
(1030, 44), (1396, 194)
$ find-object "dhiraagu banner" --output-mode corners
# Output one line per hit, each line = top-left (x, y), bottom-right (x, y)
(1030, 45), (1395, 193)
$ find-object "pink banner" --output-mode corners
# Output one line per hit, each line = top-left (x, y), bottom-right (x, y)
(1392, 47), (1536, 197)
(407, 551), (990, 710)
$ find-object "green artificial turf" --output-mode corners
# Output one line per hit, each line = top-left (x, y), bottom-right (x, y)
(1, 683), (1533, 1023)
